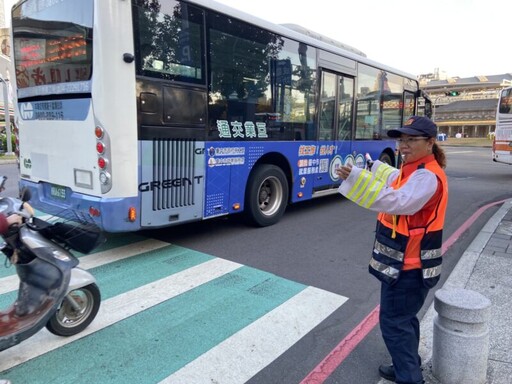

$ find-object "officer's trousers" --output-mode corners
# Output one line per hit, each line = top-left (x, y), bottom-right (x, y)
(379, 269), (429, 384)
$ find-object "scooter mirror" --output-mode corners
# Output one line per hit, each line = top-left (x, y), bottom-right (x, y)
(0, 176), (7, 191)
(20, 187), (31, 202)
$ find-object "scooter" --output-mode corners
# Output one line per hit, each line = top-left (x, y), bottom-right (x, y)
(0, 176), (105, 351)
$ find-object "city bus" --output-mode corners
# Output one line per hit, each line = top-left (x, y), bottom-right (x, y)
(11, 0), (427, 232)
(493, 86), (512, 165)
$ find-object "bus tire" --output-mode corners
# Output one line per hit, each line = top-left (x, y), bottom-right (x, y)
(245, 164), (289, 227)
(379, 152), (393, 165)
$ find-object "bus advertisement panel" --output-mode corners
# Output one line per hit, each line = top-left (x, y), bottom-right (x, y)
(12, 0), (422, 232)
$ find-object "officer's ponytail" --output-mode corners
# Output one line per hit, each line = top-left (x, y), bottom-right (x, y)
(432, 143), (446, 169)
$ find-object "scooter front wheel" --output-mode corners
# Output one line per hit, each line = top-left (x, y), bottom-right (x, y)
(46, 283), (101, 336)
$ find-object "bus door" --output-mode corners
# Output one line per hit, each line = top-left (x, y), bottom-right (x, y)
(314, 70), (354, 190)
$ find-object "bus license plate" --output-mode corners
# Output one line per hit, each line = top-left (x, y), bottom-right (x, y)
(50, 185), (66, 200)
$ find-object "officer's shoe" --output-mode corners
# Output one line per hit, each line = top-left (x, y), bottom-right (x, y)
(378, 364), (395, 381)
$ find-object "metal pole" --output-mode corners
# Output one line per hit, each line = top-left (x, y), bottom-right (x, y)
(0, 76), (12, 155)
(432, 95), (441, 123)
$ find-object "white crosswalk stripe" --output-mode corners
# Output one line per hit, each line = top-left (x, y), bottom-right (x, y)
(163, 286), (347, 384)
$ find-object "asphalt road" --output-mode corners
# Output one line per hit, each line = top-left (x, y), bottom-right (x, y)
(145, 146), (512, 383)
(1, 146), (511, 383)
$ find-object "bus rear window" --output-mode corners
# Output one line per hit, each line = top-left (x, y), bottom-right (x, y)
(133, 0), (205, 84)
(499, 89), (512, 114)
(12, 0), (93, 97)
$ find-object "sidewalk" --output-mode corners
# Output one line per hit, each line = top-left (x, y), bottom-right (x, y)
(380, 199), (512, 384)
(0, 157), (17, 165)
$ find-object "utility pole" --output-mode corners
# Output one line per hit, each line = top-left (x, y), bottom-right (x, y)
(432, 94), (443, 123)
(0, 75), (12, 155)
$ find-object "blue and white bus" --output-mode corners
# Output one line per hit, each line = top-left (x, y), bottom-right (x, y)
(12, 0), (427, 232)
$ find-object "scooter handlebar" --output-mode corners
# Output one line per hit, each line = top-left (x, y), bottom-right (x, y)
(0, 194), (34, 223)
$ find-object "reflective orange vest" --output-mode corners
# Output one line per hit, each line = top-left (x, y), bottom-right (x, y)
(369, 154), (448, 288)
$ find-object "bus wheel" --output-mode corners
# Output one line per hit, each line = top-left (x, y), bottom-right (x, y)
(379, 152), (392, 165)
(245, 165), (289, 227)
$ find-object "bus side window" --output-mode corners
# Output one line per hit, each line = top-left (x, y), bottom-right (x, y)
(338, 76), (354, 140)
(319, 72), (336, 141)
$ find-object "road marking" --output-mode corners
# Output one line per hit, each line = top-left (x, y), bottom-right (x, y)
(1, 235), (348, 383)
(163, 286), (347, 384)
(0, 257), (242, 371)
(0, 238), (169, 295)
(2, 259), (348, 384)
(78, 238), (169, 269)
(301, 305), (379, 383)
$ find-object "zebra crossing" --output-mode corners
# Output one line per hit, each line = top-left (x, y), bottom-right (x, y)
(0, 232), (348, 383)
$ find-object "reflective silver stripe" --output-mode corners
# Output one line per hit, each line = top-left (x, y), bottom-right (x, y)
(421, 248), (442, 260)
(369, 257), (400, 279)
(374, 240), (404, 262)
(423, 265), (442, 279)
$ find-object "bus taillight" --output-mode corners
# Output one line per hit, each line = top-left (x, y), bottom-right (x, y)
(98, 157), (107, 169)
(89, 207), (101, 217)
(95, 125), (112, 193)
(95, 126), (104, 139)
(96, 141), (105, 154)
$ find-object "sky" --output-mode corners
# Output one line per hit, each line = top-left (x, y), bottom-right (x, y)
(4, 0), (511, 79)
(213, 0), (510, 79)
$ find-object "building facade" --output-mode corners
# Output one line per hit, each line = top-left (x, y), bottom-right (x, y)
(420, 73), (512, 137)
(0, 0), (5, 29)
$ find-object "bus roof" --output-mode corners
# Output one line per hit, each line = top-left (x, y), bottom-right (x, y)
(186, 0), (418, 82)
(280, 23), (367, 58)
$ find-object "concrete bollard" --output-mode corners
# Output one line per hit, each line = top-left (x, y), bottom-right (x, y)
(432, 288), (491, 384)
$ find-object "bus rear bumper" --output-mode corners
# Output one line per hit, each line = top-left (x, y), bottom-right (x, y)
(19, 179), (141, 233)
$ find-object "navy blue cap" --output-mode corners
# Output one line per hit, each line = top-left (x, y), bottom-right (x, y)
(387, 116), (438, 138)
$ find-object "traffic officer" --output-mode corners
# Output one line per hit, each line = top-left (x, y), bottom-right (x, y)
(336, 116), (448, 384)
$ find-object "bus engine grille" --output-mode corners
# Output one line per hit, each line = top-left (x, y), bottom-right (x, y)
(151, 139), (197, 210)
